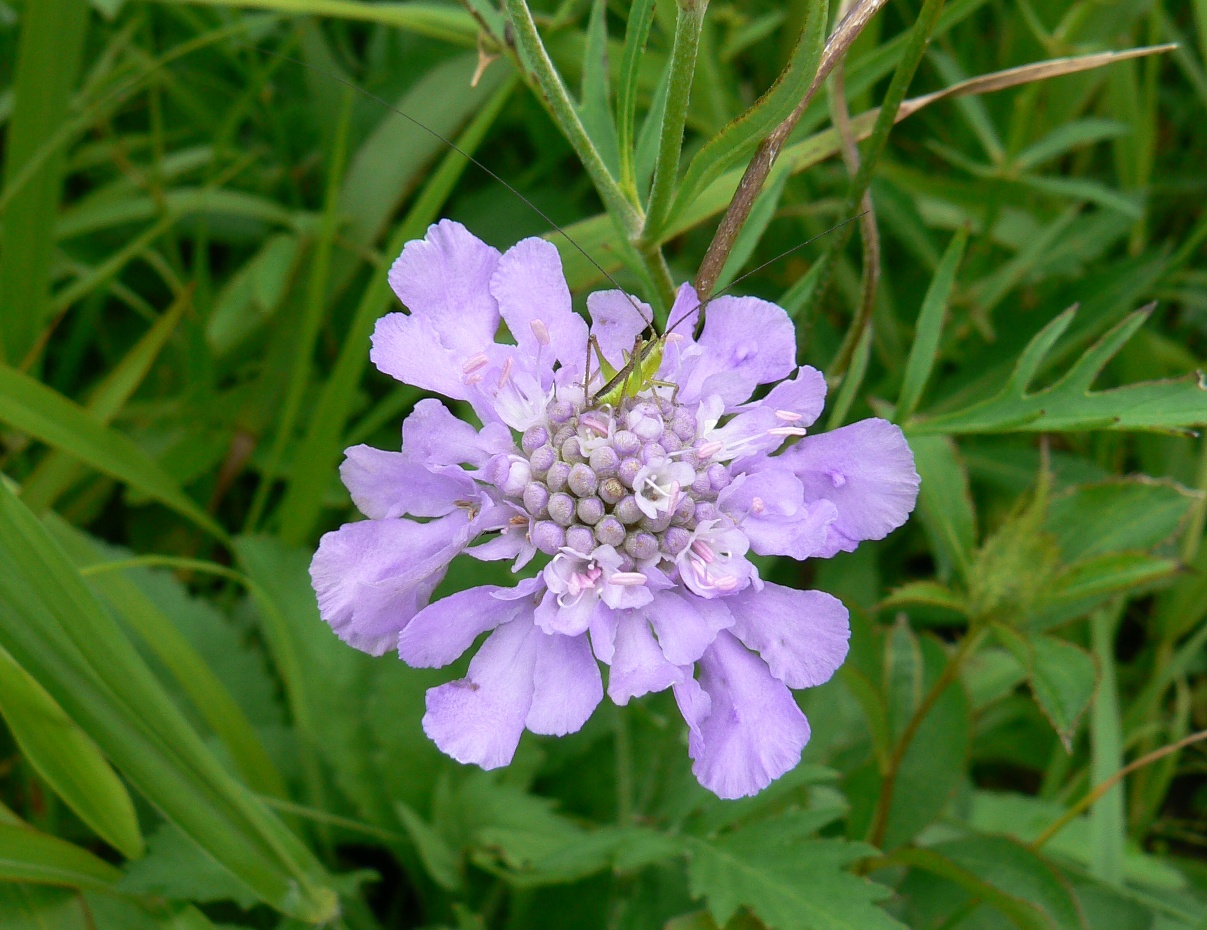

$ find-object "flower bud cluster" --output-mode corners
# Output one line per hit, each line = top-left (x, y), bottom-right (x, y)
(488, 390), (731, 570)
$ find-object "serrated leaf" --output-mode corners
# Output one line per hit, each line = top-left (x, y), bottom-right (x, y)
(1043, 479), (1197, 561)
(119, 822), (259, 908)
(506, 826), (685, 888)
(909, 306), (1207, 435)
(1040, 552), (1179, 613)
(687, 815), (904, 930)
(995, 626), (1097, 750)
(894, 835), (1085, 930)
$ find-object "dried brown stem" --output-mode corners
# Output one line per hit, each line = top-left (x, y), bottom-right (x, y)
(694, 0), (891, 300)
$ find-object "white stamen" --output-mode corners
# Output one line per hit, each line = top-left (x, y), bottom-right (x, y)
(775, 409), (803, 422)
(611, 572), (647, 587)
(530, 318), (551, 346)
(498, 356), (514, 388)
(696, 441), (723, 459)
(464, 372), (485, 385)
(751, 496), (765, 515)
(767, 426), (808, 437)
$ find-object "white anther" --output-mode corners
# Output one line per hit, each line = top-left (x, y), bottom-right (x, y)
(775, 409), (803, 422)
(498, 356), (514, 388)
(610, 572), (648, 587)
(530, 319), (551, 347)
(767, 426), (808, 437)
(751, 496), (765, 515)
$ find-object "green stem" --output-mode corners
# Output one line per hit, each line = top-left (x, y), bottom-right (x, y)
(866, 627), (984, 849)
(504, 0), (643, 235)
(642, 0), (709, 241)
(1089, 602), (1126, 885)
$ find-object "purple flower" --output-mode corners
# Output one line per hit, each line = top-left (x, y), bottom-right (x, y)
(310, 220), (920, 799)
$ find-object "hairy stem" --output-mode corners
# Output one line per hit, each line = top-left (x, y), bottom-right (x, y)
(504, 0), (643, 235)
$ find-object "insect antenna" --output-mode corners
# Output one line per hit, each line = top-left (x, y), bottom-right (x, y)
(237, 40), (655, 329)
(665, 212), (869, 339)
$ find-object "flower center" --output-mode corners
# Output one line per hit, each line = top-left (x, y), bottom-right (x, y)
(495, 389), (735, 572)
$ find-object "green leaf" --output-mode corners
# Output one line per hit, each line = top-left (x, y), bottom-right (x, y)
(897, 227), (968, 422)
(0, 364), (226, 540)
(0, 0), (89, 363)
(578, 0), (620, 177)
(1043, 479), (1197, 561)
(971, 792), (1189, 891)
(909, 306), (1207, 435)
(1039, 552), (1180, 619)
(911, 434), (977, 580)
(0, 645), (143, 859)
(503, 826), (684, 888)
(119, 822), (259, 908)
(893, 835), (1084, 930)
(167, 0), (479, 45)
(395, 801), (464, 892)
(687, 814), (904, 930)
(0, 822), (122, 891)
(22, 291), (190, 513)
(878, 581), (969, 617)
(616, 0), (656, 195)
(995, 626), (1097, 750)
(662, 0), (826, 234)
(0, 482), (335, 920)
(49, 520), (287, 800)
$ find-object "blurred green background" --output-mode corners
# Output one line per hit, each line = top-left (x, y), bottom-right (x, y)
(0, 0), (1205, 928)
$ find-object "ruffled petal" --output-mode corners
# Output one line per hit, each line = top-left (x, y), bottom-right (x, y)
(675, 294), (797, 406)
(689, 631), (811, 799)
(491, 237), (588, 375)
(646, 589), (732, 666)
(723, 582), (850, 689)
(375, 220), (501, 395)
(527, 631), (603, 735)
(341, 446), (478, 520)
(309, 514), (469, 656)
(718, 468), (836, 560)
(586, 290), (654, 375)
(422, 617), (539, 769)
(370, 314), (472, 400)
(398, 577), (542, 668)
(401, 398), (513, 470)
(608, 613), (684, 705)
(779, 417), (920, 555)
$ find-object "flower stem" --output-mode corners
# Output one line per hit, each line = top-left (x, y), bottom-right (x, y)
(615, 706), (635, 824)
(641, 0), (709, 242)
(694, 0), (892, 301)
(504, 0), (643, 236)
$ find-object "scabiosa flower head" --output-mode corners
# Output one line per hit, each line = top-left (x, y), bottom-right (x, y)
(310, 220), (920, 798)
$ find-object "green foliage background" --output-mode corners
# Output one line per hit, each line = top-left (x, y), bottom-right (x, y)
(0, 0), (1205, 927)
